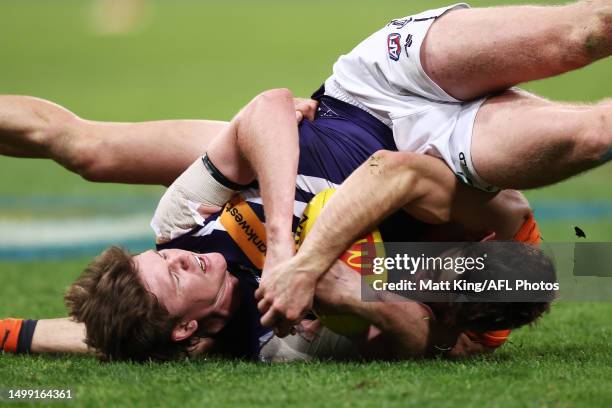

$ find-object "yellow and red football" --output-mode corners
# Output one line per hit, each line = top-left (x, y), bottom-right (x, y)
(295, 188), (386, 336)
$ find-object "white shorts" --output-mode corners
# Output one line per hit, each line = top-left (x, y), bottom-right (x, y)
(325, 3), (497, 192)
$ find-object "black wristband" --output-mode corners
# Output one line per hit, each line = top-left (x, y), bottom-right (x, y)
(201, 155), (255, 191)
(16, 319), (38, 354)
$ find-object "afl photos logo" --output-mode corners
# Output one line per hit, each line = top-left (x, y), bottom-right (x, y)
(387, 33), (402, 61)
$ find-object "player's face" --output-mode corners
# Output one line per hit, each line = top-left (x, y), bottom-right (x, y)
(134, 249), (239, 334)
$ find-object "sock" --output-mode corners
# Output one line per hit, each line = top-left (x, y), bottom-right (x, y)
(1, 318), (38, 353)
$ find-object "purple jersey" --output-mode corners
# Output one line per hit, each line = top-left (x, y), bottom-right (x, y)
(157, 95), (425, 359)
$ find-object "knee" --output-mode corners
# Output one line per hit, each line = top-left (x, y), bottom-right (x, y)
(369, 150), (411, 174)
(575, 103), (611, 162)
(237, 88), (294, 125)
(567, 2), (612, 64)
(250, 88), (294, 111)
(258, 88), (293, 101)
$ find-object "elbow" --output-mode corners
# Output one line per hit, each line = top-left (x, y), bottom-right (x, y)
(371, 149), (422, 193)
(48, 118), (114, 182)
(372, 150), (452, 224)
(71, 135), (116, 182)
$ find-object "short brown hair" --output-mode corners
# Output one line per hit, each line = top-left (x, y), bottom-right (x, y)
(432, 242), (555, 331)
(65, 246), (193, 361)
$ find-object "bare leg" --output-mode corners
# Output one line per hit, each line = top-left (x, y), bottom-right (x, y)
(471, 89), (611, 189)
(29, 318), (91, 354)
(422, 0), (612, 100)
(0, 96), (229, 186)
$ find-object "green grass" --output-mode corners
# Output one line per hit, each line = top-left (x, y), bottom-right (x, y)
(1, 0), (612, 407)
(2, 287), (612, 407)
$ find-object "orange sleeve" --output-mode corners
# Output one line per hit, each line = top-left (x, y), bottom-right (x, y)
(474, 213), (541, 345)
(465, 329), (512, 349)
(1, 318), (23, 353)
(512, 212), (542, 246)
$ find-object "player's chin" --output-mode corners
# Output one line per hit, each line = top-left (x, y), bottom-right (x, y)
(205, 252), (227, 274)
(215, 272), (240, 317)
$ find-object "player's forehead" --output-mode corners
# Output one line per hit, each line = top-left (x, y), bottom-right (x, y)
(133, 250), (171, 294)
(133, 249), (160, 270)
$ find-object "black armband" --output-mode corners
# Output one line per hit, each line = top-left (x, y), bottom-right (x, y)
(202, 154), (256, 190)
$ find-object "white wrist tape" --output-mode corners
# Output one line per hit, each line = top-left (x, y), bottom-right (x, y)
(151, 157), (238, 243)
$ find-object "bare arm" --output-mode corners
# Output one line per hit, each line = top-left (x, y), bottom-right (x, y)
(26, 317), (213, 357)
(296, 151), (455, 274)
(206, 88), (301, 258)
(152, 89), (313, 244)
(0, 94), (315, 186)
(30, 318), (90, 354)
(0, 95), (229, 185)
(280, 150), (529, 289)
(206, 90), (324, 335)
(259, 151), (460, 325)
(313, 261), (434, 359)
(355, 299), (490, 359)
(314, 261), (489, 360)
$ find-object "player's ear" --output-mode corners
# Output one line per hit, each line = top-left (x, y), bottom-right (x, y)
(171, 320), (198, 342)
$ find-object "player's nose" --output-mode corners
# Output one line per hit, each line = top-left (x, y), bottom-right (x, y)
(166, 251), (193, 272)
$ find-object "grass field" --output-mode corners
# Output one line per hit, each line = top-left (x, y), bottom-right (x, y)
(1, 0), (612, 407)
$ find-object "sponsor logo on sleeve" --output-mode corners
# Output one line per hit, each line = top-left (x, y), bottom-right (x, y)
(404, 34), (413, 53)
(387, 18), (412, 29)
(219, 195), (267, 270)
(387, 33), (402, 61)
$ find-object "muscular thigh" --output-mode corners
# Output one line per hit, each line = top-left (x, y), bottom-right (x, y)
(471, 89), (592, 189)
(421, 3), (588, 101)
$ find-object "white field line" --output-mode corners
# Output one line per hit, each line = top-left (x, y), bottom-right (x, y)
(0, 214), (153, 248)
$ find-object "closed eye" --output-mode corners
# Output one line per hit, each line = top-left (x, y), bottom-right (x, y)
(155, 251), (179, 293)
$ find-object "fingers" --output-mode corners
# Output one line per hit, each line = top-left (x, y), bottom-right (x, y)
(259, 299), (303, 336)
(257, 297), (272, 315)
(303, 99), (318, 120)
(260, 307), (281, 329)
(196, 204), (222, 218)
(187, 337), (216, 357)
(274, 321), (296, 338)
(293, 98), (319, 121)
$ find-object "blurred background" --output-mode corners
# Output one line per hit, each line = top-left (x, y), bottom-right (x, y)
(1, 3), (612, 406)
(0, 0), (611, 313)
